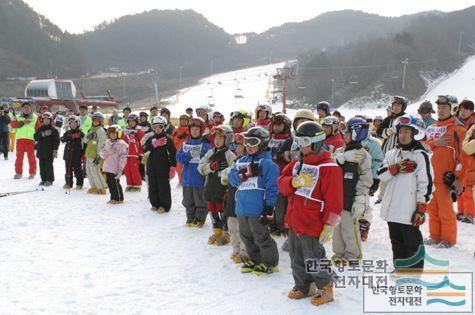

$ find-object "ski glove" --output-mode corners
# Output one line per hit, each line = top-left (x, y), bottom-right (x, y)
(169, 166), (177, 180)
(259, 205), (274, 225)
(319, 224), (334, 244)
(291, 172), (315, 188)
(411, 203), (427, 227)
(388, 159), (417, 176)
(41, 129), (53, 137)
(245, 162), (260, 178)
(151, 137), (167, 148)
(351, 195), (366, 220)
(443, 171), (456, 187)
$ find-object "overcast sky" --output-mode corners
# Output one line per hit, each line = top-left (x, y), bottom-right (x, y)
(23, 0), (475, 34)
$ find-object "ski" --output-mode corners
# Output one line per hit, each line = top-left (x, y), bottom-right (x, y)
(0, 188), (44, 198)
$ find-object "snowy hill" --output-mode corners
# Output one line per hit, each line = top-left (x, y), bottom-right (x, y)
(164, 62), (285, 118)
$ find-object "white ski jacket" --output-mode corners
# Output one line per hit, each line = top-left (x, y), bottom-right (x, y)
(377, 142), (434, 225)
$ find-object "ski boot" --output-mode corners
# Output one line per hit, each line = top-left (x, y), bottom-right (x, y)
(424, 238), (440, 246)
(150, 207), (159, 212)
(436, 241), (452, 249)
(456, 213), (465, 221)
(98, 188), (107, 195)
(63, 184), (72, 189)
(185, 219), (194, 227)
(13, 174), (22, 179)
(28, 174), (35, 179)
(311, 283), (334, 306)
(87, 188), (98, 194)
(252, 263), (279, 275)
(190, 219), (204, 228)
(215, 231), (230, 246)
(157, 207), (166, 214)
(39, 181), (45, 186)
(76, 185), (83, 190)
(125, 187), (132, 192)
(208, 228), (222, 245)
(44, 181), (52, 187)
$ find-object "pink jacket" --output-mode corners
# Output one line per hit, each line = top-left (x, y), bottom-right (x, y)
(100, 139), (128, 175)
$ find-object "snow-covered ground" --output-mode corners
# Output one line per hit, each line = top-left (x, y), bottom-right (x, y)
(1, 148), (474, 314)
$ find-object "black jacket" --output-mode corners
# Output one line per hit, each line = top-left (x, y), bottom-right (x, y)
(376, 112), (405, 153)
(61, 129), (84, 163)
(34, 125), (60, 159)
(203, 148), (230, 203)
(143, 133), (177, 177)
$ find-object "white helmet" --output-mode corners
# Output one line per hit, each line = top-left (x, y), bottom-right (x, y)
(435, 95), (459, 116)
(152, 115), (168, 126)
(196, 104), (211, 113)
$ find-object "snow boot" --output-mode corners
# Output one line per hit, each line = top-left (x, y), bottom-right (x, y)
(185, 219), (194, 227)
(44, 181), (52, 187)
(63, 184), (72, 189)
(28, 174), (35, 179)
(208, 228), (222, 245)
(150, 207), (159, 212)
(157, 207), (166, 214)
(252, 263), (279, 275)
(97, 188), (107, 195)
(311, 283), (334, 306)
(190, 219), (205, 228)
(13, 174), (22, 179)
(240, 260), (256, 273)
(76, 185), (83, 190)
(39, 181), (45, 186)
(230, 254), (242, 264)
(288, 286), (316, 300)
(424, 238), (440, 246)
(436, 241), (452, 249)
(215, 231), (230, 246)
(462, 215), (474, 224)
(87, 188), (97, 194)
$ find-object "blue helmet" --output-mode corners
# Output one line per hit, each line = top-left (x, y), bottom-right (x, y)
(92, 112), (104, 120)
(317, 101), (331, 114)
(347, 117), (369, 142)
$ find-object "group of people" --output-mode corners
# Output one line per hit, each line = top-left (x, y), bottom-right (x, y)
(3, 94), (475, 307)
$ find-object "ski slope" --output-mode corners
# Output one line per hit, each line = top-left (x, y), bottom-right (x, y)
(164, 62), (285, 118)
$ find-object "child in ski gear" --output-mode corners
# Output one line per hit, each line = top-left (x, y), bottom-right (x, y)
(121, 114), (144, 192)
(332, 117), (373, 265)
(229, 127), (280, 275)
(268, 113), (293, 236)
(11, 102), (41, 179)
(211, 111), (224, 127)
(100, 125), (128, 204)
(198, 124), (235, 244)
(142, 116), (177, 213)
(277, 121), (343, 306)
(160, 108), (175, 136)
(229, 109), (252, 152)
(83, 112), (107, 193)
(34, 112), (60, 186)
(177, 117), (211, 227)
(0, 104), (11, 160)
(378, 114), (433, 271)
(138, 112), (152, 180)
(118, 107), (131, 128)
(274, 109), (315, 245)
(462, 123), (475, 223)
(61, 116), (84, 189)
(255, 104), (272, 130)
(172, 114), (191, 183)
(361, 131), (384, 197)
(222, 132), (249, 263)
(424, 95), (466, 248)
(316, 101), (331, 124)
(322, 116), (344, 153)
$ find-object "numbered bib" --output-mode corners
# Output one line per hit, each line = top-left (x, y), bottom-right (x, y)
(183, 143), (203, 163)
(426, 125), (447, 140)
(236, 161), (260, 191)
(292, 162), (338, 201)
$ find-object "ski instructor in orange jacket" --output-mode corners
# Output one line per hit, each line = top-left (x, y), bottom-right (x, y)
(424, 95), (465, 248)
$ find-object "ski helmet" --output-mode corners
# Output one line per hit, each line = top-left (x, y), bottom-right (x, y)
(152, 115), (168, 127)
(395, 114), (426, 141)
(255, 104), (272, 121)
(271, 113), (292, 135)
(347, 117), (369, 142)
(68, 115), (80, 127)
(391, 96), (408, 111)
(196, 104), (211, 114)
(435, 95), (459, 115)
(160, 107), (171, 117)
(127, 113), (139, 124)
(212, 111), (224, 123)
(295, 121), (326, 153)
(212, 125), (234, 147)
(243, 127), (270, 151)
(374, 116), (384, 122)
(92, 112), (104, 124)
(139, 111), (149, 118)
(321, 116), (340, 135)
(317, 101), (331, 115)
(179, 114), (190, 123)
(189, 117), (206, 134)
(293, 109), (315, 130)
(230, 109), (252, 129)
(418, 101), (435, 114)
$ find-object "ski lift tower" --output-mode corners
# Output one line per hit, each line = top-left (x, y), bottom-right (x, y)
(273, 67), (295, 114)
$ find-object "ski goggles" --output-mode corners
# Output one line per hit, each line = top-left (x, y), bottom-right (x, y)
(41, 112), (53, 119)
(322, 116), (338, 126)
(243, 136), (261, 147)
(294, 133), (325, 148)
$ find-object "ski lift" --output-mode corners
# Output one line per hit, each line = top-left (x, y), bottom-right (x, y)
(206, 88), (215, 107)
(234, 81), (244, 99)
